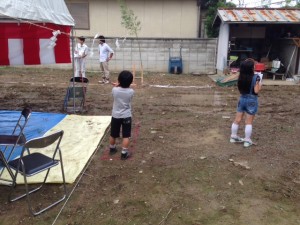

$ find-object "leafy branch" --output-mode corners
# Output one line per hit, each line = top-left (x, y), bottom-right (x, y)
(119, 0), (141, 37)
(204, 0), (236, 38)
(118, 0), (143, 83)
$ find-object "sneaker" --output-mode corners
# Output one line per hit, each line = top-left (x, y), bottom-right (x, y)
(121, 151), (130, 160)
(104, 80), (110, 84)
(230, 136), (244, 143)
(244, 140), (253, 148)
(98, 80), (105, 83)
(109, 147), (117, 155)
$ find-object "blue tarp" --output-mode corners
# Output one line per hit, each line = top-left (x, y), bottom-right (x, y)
(0, 110), (66, 160)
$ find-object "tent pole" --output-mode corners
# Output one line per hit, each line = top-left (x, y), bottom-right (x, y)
(71, 27), (75, 114)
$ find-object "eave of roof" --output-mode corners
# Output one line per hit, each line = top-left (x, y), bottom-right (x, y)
(214, 8), (300, 25)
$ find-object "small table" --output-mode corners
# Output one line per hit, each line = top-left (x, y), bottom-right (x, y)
(264, 70), (285, 80)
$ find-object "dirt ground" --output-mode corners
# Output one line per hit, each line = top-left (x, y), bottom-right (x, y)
(0, 67), (300, 225)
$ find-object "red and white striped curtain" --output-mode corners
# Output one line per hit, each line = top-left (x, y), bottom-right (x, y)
(0, 23), (71, 66)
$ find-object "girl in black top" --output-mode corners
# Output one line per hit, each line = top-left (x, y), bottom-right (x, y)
(230, 59), (262, 147)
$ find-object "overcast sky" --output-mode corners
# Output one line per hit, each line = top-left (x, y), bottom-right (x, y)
(227, 0), (296, 8)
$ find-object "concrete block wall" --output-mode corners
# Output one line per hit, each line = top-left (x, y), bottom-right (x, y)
(61, 38), (218, 75)
(84, 38), (218, 74)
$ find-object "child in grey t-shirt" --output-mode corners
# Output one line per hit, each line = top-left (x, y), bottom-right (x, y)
(109, 70), (134, 160)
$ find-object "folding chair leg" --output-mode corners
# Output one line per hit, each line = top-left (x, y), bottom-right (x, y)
(29, 151), (68, 216)
(29, 158), (67, 216)
(63, 88), (70, 111)
(9, 182), (43, 202)
(0, 151), (15, 184)
(5, 145), (18, 162)
(9, 161), (67, 216)
(24, 171), (54, 216)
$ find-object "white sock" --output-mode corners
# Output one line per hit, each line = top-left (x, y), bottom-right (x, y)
(231, 123), (239, 138)
(245, 124), (252, 141)
(122, 148), (128, 154)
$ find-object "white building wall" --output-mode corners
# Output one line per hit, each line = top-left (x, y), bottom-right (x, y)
(216, 23), (229, 73)
(68, 0), (199, 38)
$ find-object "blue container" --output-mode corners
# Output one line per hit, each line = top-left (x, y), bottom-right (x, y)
(169, 57), (183, 74)
(168, 48), (183, 74)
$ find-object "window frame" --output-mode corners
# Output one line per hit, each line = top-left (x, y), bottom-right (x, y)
(66, 2), (90, 30)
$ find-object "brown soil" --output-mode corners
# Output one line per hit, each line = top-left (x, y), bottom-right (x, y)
(0, 67), (300, 225)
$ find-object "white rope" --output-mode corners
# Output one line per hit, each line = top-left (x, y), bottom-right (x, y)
(89, 33), (99, 57)
(0, 12), (71, 37)
(51, 127), (110, 225)
(149, 84), (212, 89)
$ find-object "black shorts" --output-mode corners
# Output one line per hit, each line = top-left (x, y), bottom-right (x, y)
(110, 117), (132, 138)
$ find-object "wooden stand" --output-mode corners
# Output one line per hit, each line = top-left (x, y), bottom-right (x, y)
(132, 63), (143, 86)
(264, 70), (285, 80)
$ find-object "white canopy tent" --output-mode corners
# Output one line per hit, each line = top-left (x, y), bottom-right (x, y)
(0, 0), (74, 26)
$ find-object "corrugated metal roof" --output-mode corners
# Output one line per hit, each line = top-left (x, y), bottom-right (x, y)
(217, 8), (300, 23)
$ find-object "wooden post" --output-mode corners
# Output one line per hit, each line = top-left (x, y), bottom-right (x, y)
(132, 62), (144, 86)
(132, 63), (136, 81)
(132, 63), (137, 86)
(140, 64), (144, 85)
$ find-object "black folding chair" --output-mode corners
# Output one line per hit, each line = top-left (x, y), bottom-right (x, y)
(63, 77), (89, 113)
(8, 130), (67, 216)
(0, 107), (32, 182)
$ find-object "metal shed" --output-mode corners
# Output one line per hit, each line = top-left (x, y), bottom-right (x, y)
(213, 8), (300, 78)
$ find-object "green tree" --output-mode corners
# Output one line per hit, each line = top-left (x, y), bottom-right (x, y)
(285, 0), (293, 6)
(293, 0), (300, 7)
(204, 0), (236, 38)
(118, 0), (143, 83)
